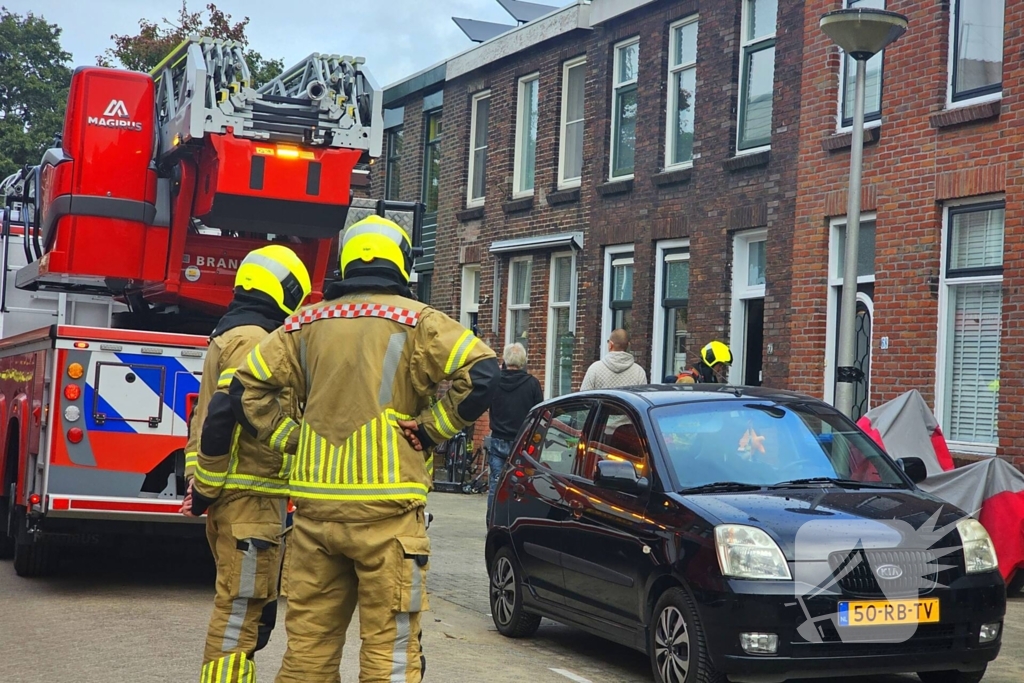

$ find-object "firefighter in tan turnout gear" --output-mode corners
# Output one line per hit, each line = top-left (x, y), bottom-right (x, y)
(182, 245), (312, 683)
(201, 214), (500, 682)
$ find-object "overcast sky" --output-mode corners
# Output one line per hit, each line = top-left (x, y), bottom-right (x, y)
(13, 0), (536, 87)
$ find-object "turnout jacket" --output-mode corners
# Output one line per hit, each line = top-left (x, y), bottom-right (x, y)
(202, 289), (499, 522)
(185, 325), (298, 510)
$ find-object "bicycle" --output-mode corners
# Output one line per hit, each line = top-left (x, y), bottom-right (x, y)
(433, 429), (487, 494)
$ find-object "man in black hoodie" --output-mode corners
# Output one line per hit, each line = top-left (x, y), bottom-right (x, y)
(486, 342), (543, 524)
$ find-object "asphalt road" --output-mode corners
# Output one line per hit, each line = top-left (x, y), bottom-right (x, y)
(0, 493), (1021, 683)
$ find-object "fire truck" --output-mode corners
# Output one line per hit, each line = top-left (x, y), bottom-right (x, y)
(0, 37), (420, 577)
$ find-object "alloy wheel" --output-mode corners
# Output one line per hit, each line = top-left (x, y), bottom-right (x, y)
(655, 605), (691, 683)
(491, 556), (516, 626)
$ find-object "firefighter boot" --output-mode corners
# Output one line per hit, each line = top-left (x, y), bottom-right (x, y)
(275, 508), (430, 683)
(201, 495), (285, 682)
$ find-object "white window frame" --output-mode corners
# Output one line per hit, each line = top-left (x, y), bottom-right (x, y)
(934, 195), (1004, 456)
(836, 0), (885, 132)
(665, 16), (698, 171)
(460, 264), (481, 329)
(651, 239), (691, 380)
(736, 0), (776, 155)
(467, 90), (490, 208)
(546, 251), (578, 399)
(513, 73), (540, 198)
(823, 213), (877, 405)
(602, 244), (634, 359)
(558, 56), (586, 190)
(729, 230), (767, 384)
(609, 37), (639, 181)
(946, 0), (1004, 109)
(506, 256), (533, 346)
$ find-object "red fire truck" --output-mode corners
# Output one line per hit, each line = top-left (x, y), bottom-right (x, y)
(0, 37), (418, 577)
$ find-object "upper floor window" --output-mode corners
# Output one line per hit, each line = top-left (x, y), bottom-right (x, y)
(385, 127), (403, 201)
(468, 91), (490, 207)
(738, 0), (776, 152)
(839, 0), (884, 128)
(951, 0), (1004, 102)
(610, 38), (639, 179)
(514, 74), (539, 197)
(666, 17), (698, 168)
(559, 57), (586, 189)
(422, 112), (442, 213)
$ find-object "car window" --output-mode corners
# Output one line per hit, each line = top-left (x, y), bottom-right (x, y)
(650, 401), (908, 490)
(583, 404), (647, 480)
(530, 405), (589, 476)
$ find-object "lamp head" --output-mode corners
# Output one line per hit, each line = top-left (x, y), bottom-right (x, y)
(820, 8), (908, 60)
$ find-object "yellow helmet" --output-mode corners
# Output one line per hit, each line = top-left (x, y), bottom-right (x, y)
(234, 245), (312, 315)
(701, 341), (733, 367)
(340, 215), (413, 283)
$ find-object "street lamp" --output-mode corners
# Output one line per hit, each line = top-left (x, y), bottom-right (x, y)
(820, 8), (908, 418)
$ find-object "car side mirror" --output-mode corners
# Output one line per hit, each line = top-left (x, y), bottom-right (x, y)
(595, 459), (650, 495)
(897, 457), (928, 484)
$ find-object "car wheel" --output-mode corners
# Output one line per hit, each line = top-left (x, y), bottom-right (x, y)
(917, 667), (987, 683)
(489, 546), (540, 638)
(649, 587), (724, 683)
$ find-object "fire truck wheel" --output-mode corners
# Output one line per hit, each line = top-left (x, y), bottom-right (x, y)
(0, 494), (13, 560)
(13, 534), (54, 578)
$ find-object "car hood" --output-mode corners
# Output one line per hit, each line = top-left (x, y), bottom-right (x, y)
(671, 487), (968, 560)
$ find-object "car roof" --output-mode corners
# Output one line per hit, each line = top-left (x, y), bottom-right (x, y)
(539, 384), (822, 410)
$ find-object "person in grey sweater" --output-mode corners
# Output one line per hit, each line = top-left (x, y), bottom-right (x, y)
(580, 328), (648, 391)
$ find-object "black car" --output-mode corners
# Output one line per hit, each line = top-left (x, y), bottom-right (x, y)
(485, 385), (1005, 683)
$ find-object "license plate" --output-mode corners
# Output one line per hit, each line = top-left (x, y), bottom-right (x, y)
(838, 599), (940, 627)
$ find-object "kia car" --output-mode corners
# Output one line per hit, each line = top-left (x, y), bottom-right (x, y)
(485, 385), (1005, 683)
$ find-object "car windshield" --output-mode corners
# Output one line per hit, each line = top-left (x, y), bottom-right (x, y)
(650, 400), (908, 490)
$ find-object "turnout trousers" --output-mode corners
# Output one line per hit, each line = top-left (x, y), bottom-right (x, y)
(201, 495), (287, 683)
(275, 507), (430, 683)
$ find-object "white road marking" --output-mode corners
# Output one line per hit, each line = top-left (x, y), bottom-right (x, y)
(550, 669), (594, 683)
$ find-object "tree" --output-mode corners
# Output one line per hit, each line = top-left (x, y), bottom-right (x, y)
(99, 2), (283, 85)
(0, 8), (72, 179)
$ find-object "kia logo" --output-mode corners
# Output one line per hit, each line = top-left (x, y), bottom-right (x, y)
(875, 564), (903, 580)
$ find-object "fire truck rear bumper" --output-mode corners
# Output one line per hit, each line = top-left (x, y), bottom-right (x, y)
(46, 494), (205, 524)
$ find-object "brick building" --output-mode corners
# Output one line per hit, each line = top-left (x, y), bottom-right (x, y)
(790, 0), (1020, 467)
(374, 0), (805, 405)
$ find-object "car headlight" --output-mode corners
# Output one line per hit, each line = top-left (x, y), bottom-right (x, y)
(957, 518), (999, 574)
(715, 524), (792, 580)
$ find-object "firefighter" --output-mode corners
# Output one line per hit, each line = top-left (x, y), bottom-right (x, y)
(677, 340), (732, 384)
(201, 214), (500, 683)
(182, 245), (312, 683)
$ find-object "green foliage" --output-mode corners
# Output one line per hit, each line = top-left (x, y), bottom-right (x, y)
(0, 8), (72, 178)
(99, 1), (282, 84)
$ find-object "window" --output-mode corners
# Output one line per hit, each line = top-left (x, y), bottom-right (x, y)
(938, 201), (1004, 450)
(385, 127), (403, 200)
(417, 272), (432, 306)
(839, 0), (884, 128)
(610, 256), (633, 332)
(422, 111), (442, 213)
(559, 57), (586, 188)
(610, 38), (639, 179)
(729, 231), (767, 385)
(531, 404), (590, 476)
(467, 92), (490, 206)
(548, 253), (576, 398)
(666, 17), (698, 168)
(507, 257), (532, 348)
(514, 74), (539, 197)
(653, 242), (690, 380)
(738, 0), (776, 152)
(583, 404), (646, 480)
(950, 0), (1004, 102)
(461, 265), (481, 331)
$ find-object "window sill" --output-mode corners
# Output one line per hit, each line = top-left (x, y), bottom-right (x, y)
(597, 178), (634, 196)
(653, 167), (693, 187)
(723, 150), (770, 172)
(502, 196), (534, 214)
(823, 126), (882, 153)
(456, 206), (485, 222)
(930, 100), (1001, 129)
(547, 187), (581, 206)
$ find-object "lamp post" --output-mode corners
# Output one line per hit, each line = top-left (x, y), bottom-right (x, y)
(820, 8), (908, 418)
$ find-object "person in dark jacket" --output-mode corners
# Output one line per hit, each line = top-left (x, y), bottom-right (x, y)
(486, 342), (543, 523)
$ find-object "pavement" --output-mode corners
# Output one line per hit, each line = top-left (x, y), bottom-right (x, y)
(0, 492), (1020, 683)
